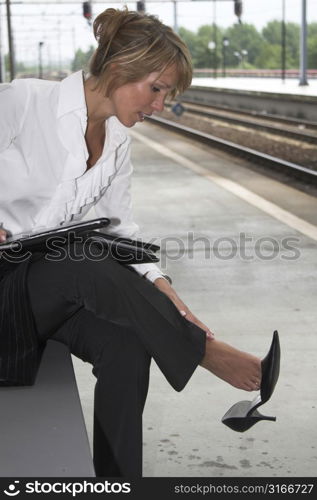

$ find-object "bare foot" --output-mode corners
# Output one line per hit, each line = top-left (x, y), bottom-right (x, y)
(200, 338), (261, 391)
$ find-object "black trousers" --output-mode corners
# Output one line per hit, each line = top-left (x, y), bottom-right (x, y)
(26, 246), (206, 477)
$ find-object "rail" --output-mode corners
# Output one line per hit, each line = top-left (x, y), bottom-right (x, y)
(147, 115), (317, 187)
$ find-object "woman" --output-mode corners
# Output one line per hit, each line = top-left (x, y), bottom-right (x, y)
(0, 8), (261, 476)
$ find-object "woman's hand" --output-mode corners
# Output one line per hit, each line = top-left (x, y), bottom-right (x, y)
(154, 277), (214, 340)
(0, 228), (7, 242)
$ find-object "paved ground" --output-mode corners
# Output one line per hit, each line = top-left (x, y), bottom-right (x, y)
(192, 77), (317, 96)
(72, 120), (317, 477)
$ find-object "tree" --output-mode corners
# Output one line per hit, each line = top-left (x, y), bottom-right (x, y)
(254, 43), (281, 69)
(308, 23), (317, 69)
(71, 46), (95, 72)
(197, 24), (224, 70)
(262, 21), (299, 68)
(4, 54), (25, 74)
(180, 25), (226, 70)
(224, 23), (262, 67)
(178, 27), (199, 66)
(179, 19), (315, 71)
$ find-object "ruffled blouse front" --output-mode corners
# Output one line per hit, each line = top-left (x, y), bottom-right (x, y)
(33, 116), (130, 230)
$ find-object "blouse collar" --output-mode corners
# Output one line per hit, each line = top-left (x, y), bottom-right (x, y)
(57, 70), (87, 119)
(56, 71), (129, 182)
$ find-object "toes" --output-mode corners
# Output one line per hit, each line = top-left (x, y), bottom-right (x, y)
(241, 379), (260, 392)
(251, 377), (261, 389)
(234, 380), (254, 392)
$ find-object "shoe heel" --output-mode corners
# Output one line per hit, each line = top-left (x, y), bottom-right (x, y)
(222, 407), (276, 433)
(221, 331), (280, 432)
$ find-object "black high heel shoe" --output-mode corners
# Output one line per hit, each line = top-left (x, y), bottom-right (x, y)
(221, 330), (280, 432)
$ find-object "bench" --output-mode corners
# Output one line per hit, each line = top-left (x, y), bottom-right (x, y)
(0, 340), (95, 477)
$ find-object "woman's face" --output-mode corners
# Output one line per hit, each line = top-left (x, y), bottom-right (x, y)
(109, 64), (179, 128)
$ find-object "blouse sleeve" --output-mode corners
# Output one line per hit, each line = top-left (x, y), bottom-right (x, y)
(94, 137), (169, 282)
(0, 80), (29, 153)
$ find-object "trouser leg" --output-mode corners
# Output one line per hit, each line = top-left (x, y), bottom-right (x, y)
(51, 308), (151, 477)
(27, 249), (206, 392)
(27, 250), (206, 476)
(93, 328), (151, 477)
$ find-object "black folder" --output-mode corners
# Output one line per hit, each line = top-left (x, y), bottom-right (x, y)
(86, 231), (160, 264)
(0, 218), (160, 265)
(0, 218), (110, 251)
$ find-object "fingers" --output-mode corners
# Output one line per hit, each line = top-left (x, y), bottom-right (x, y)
(179, 309), (215, 340)
(0, 229), (7, 242)
(206, 331), (215, 340)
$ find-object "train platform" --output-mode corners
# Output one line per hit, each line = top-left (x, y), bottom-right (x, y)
(192, 77), (317, 97)
(72, 120), (317, 477)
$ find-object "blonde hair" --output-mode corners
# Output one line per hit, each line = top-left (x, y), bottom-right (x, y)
(89, 7), (192, 98)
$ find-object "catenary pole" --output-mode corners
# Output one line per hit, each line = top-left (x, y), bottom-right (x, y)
(6, 0), (15, 80)
(173, 0), (178, 33)
(0, 1), (3, 82)
(281, 0), (286, 82)
(299, 0), (308, 86)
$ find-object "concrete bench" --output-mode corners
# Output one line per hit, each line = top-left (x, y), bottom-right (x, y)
(0, 340), (95, 477)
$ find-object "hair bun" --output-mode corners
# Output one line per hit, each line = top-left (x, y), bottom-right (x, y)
(93, 7), (135, 50)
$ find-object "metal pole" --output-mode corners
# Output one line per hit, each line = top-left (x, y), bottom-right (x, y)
(299, 0), (308, 86)
(222, 37), (229, 77)
(6, 0), (15, 80)
(38, 41), (44, 78)
(173, 0), (178, 33)
(281, 0), (286, 82)
(0, 1), (3, 82)
(213, 0), (217, 78)
(222, 41), (225, 77)
(57, 19), (62, 74)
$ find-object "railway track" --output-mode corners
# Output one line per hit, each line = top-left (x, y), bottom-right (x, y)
(178, 98), (317, 130)
(166, 101), (317, 144)
(147, 115), (317, 187)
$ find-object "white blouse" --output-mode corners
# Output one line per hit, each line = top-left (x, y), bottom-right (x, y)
(0, 71), (165, 282)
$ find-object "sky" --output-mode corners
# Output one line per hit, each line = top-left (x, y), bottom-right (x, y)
(1, 0), (317, 67)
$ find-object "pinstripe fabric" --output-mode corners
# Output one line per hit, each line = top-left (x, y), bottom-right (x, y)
(0, 257), (44, 386)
